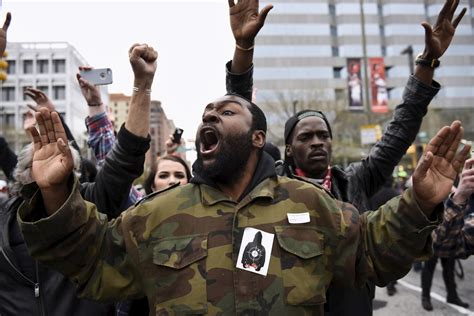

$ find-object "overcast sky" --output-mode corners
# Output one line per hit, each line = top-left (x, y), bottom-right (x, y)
(2, 0), (235, 146)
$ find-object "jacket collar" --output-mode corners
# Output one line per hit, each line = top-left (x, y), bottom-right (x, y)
(191, 152), (277, 206)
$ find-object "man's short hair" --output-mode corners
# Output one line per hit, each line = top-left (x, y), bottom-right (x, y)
(226, 93), (267, 133)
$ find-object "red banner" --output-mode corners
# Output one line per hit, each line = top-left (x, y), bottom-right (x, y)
(369, 57), (389, 113)
(347, 58), (364, 111)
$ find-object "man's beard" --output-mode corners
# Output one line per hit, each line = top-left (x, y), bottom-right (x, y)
(194, 130), (253, 184)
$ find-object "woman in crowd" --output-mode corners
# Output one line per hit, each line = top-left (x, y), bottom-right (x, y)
(144, 154), (191, 194)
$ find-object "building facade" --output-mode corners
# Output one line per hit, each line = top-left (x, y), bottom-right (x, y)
(108, 94), (174, 169)
(0, 42), (100, 152)
(255, 0), (474, 141)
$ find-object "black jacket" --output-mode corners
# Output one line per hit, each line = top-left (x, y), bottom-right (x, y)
(0, 136), (18, 181)
(0, 125), (150, 316)
(226, 62), (439, 315)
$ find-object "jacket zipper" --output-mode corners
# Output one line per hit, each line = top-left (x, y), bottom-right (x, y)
(35, 261), (46, 316)
(0, 247), (46, 315)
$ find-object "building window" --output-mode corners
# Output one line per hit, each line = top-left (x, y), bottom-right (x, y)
(330, 25), (337, 37)
(37, 60), (49, 74)
(22, 86), (30, 101)
(6, 60), (15, 74)
(53, 59), (66, 73)
(331, 46), (339, 57)
(333, 66), (343, 78)
(379, 26), (385, 37)
(53, 86), (66, 100)
(23, 60), (33, 74)
(335, 88), (345, 101)
(1, 87), (15, 101)
(381, 45), (387, 57)
(37, 85), (49, 97)
(329, 4), (336, 16)
(4, 114), (15, 128)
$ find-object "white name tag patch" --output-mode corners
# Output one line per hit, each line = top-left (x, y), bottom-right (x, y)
(236, 228), (274, 276)
(287, 212), (311, 224)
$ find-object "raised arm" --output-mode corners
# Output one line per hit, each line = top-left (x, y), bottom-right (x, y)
(25, 87), (81, 152)
(28, 108), (73, 215)
(414, 0), (466, 85)
(80, 44), (157, 214)
(126, 44), (157, 137)
(226, 0), (272, 99)
(336, 122), (470, 287)
(77, 66), (115, 167)
(348, 0), (467, 201)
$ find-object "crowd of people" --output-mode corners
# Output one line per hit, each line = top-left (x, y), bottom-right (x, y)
(0, 0), (473, 315)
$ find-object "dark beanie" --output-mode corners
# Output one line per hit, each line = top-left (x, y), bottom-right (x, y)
(284, 110), (332, 144)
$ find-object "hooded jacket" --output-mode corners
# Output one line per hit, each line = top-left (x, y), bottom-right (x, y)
(18, 145), (443, 315)
(225, 61), (440, 315)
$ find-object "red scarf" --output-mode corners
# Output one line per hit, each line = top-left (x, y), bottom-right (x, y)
(295, 166), (332, 191)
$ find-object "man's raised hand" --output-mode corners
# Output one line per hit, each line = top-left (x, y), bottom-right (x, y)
(229, 0), (273, 48)
(412, 121), (471, 213)
(24, 87), (56, 112)
(421, 0), (466, 59)
(128, 44), (158, 88)
(28, 108), (73, 191)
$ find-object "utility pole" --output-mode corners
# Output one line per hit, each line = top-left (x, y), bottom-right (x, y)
(359, 0), (371, 121)
(292, 100), (298, 115)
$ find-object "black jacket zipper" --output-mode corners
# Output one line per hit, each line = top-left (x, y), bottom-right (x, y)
(0, 247), (46, 315)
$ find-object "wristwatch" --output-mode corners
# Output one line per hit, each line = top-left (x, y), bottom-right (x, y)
(415, 53), (440, 68)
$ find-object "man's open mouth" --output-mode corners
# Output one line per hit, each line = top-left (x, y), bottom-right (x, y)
(199, 127), (220, 156)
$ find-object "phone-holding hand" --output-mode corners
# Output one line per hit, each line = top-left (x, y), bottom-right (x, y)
(76, 66), (103, 106)
(165, 134), (185, 155)
(0, 12), (11, 56)
(24, 87), (56, 112)
(128, 43), (158, 87)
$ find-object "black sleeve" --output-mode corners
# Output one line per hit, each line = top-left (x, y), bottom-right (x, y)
(80, 124), (150, 218)
(225, 61), (254, 101)
(346, 75), (440, 199)
(0, 137), (18, 181)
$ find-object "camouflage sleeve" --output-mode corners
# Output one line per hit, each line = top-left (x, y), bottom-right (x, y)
(333, 188), (443, 288)
(362, 188), (443, 286)
(18, 178), (144, 302)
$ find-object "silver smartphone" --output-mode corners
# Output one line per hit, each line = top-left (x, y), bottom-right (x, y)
(79, 68), (113, 85)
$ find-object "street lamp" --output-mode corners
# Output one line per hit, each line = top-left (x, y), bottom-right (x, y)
(401, 45), (414, 74)
(292, 100), (298, 115)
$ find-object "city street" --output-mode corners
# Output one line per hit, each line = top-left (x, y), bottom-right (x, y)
(374, 257), (474, 315)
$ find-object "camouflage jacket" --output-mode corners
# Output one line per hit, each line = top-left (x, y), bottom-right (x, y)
(19, 176), (441, 315)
